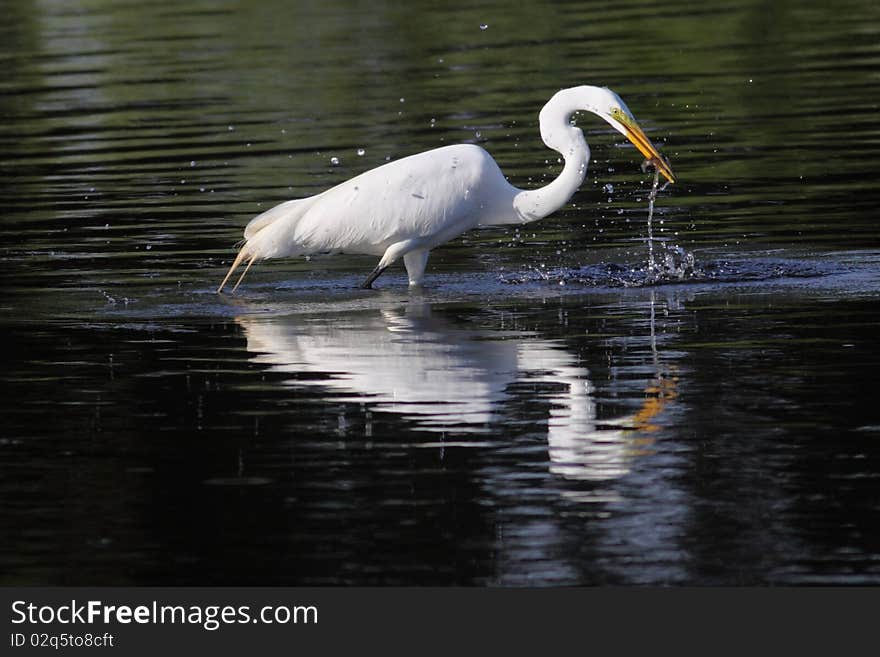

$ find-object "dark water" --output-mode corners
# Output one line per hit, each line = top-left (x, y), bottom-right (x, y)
(2, 0), (879, 585)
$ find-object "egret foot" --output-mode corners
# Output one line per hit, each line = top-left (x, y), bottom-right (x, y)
(361, 266), (387, 289)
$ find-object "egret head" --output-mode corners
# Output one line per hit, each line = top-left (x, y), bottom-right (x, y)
(597, 88), (675, 183)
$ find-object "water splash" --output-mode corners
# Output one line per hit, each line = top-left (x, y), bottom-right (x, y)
(647, 169), (658, 273)
(499, 253), (831, 288)
(647, 244), (702, 281)
(644, 166), (675, 283)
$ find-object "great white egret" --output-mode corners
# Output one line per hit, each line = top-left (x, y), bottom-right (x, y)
(217, 85), (674, 293)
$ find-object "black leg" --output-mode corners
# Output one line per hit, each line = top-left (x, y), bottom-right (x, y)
(361, 265), (386, 289)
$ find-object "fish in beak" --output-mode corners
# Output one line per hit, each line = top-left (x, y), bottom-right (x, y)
(610, 107), (675, 183)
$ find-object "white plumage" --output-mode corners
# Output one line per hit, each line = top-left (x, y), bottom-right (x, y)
(218, 85), (673, 292)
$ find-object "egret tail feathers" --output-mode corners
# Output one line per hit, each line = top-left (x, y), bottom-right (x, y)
(220, 196), (320, 294)
(217, 196), (318, 294)
(244, 196), (318, 241)
(217, 247), (250, 294)
(231, 254), (257, 293)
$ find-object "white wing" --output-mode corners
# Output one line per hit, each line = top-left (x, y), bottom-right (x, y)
(244, 144), (517, 259)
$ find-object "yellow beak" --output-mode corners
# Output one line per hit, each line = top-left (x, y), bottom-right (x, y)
(613, 110), (675, 183)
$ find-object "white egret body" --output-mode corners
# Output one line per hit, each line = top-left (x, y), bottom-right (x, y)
(237, 304), (677, 481)
(218, 85), (674, 292)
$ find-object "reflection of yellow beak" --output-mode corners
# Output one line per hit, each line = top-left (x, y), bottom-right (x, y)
(631, 374), (679, 432)
(613, 110), (675, 183)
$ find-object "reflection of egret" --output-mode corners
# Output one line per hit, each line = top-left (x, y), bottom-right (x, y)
(520, 344), (675, 481)
(241, 305), (513, 428)
(218, 86), (674, 292)
(237, 300), (677, 482)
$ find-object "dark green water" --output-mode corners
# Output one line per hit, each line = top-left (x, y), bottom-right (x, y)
(2, 0), (879, 585)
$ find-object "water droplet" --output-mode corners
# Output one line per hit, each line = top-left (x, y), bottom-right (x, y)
(475, 131), (481, 138)
(145, 244), (152, 250)
(227, 125), (234, 131)
(330, 156), (340, 165)
(479, 23), (488, 30)
(357, 148), (365, 156)
(399, 97), (405, 103)
(190, 160), (196, 167)
(603, 183), (614, 194)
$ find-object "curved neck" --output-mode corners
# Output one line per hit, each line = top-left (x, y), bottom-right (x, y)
(513, 88), (592, 222)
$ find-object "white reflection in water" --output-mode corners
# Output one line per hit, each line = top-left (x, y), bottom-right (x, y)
(237, 300), (675, 482)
